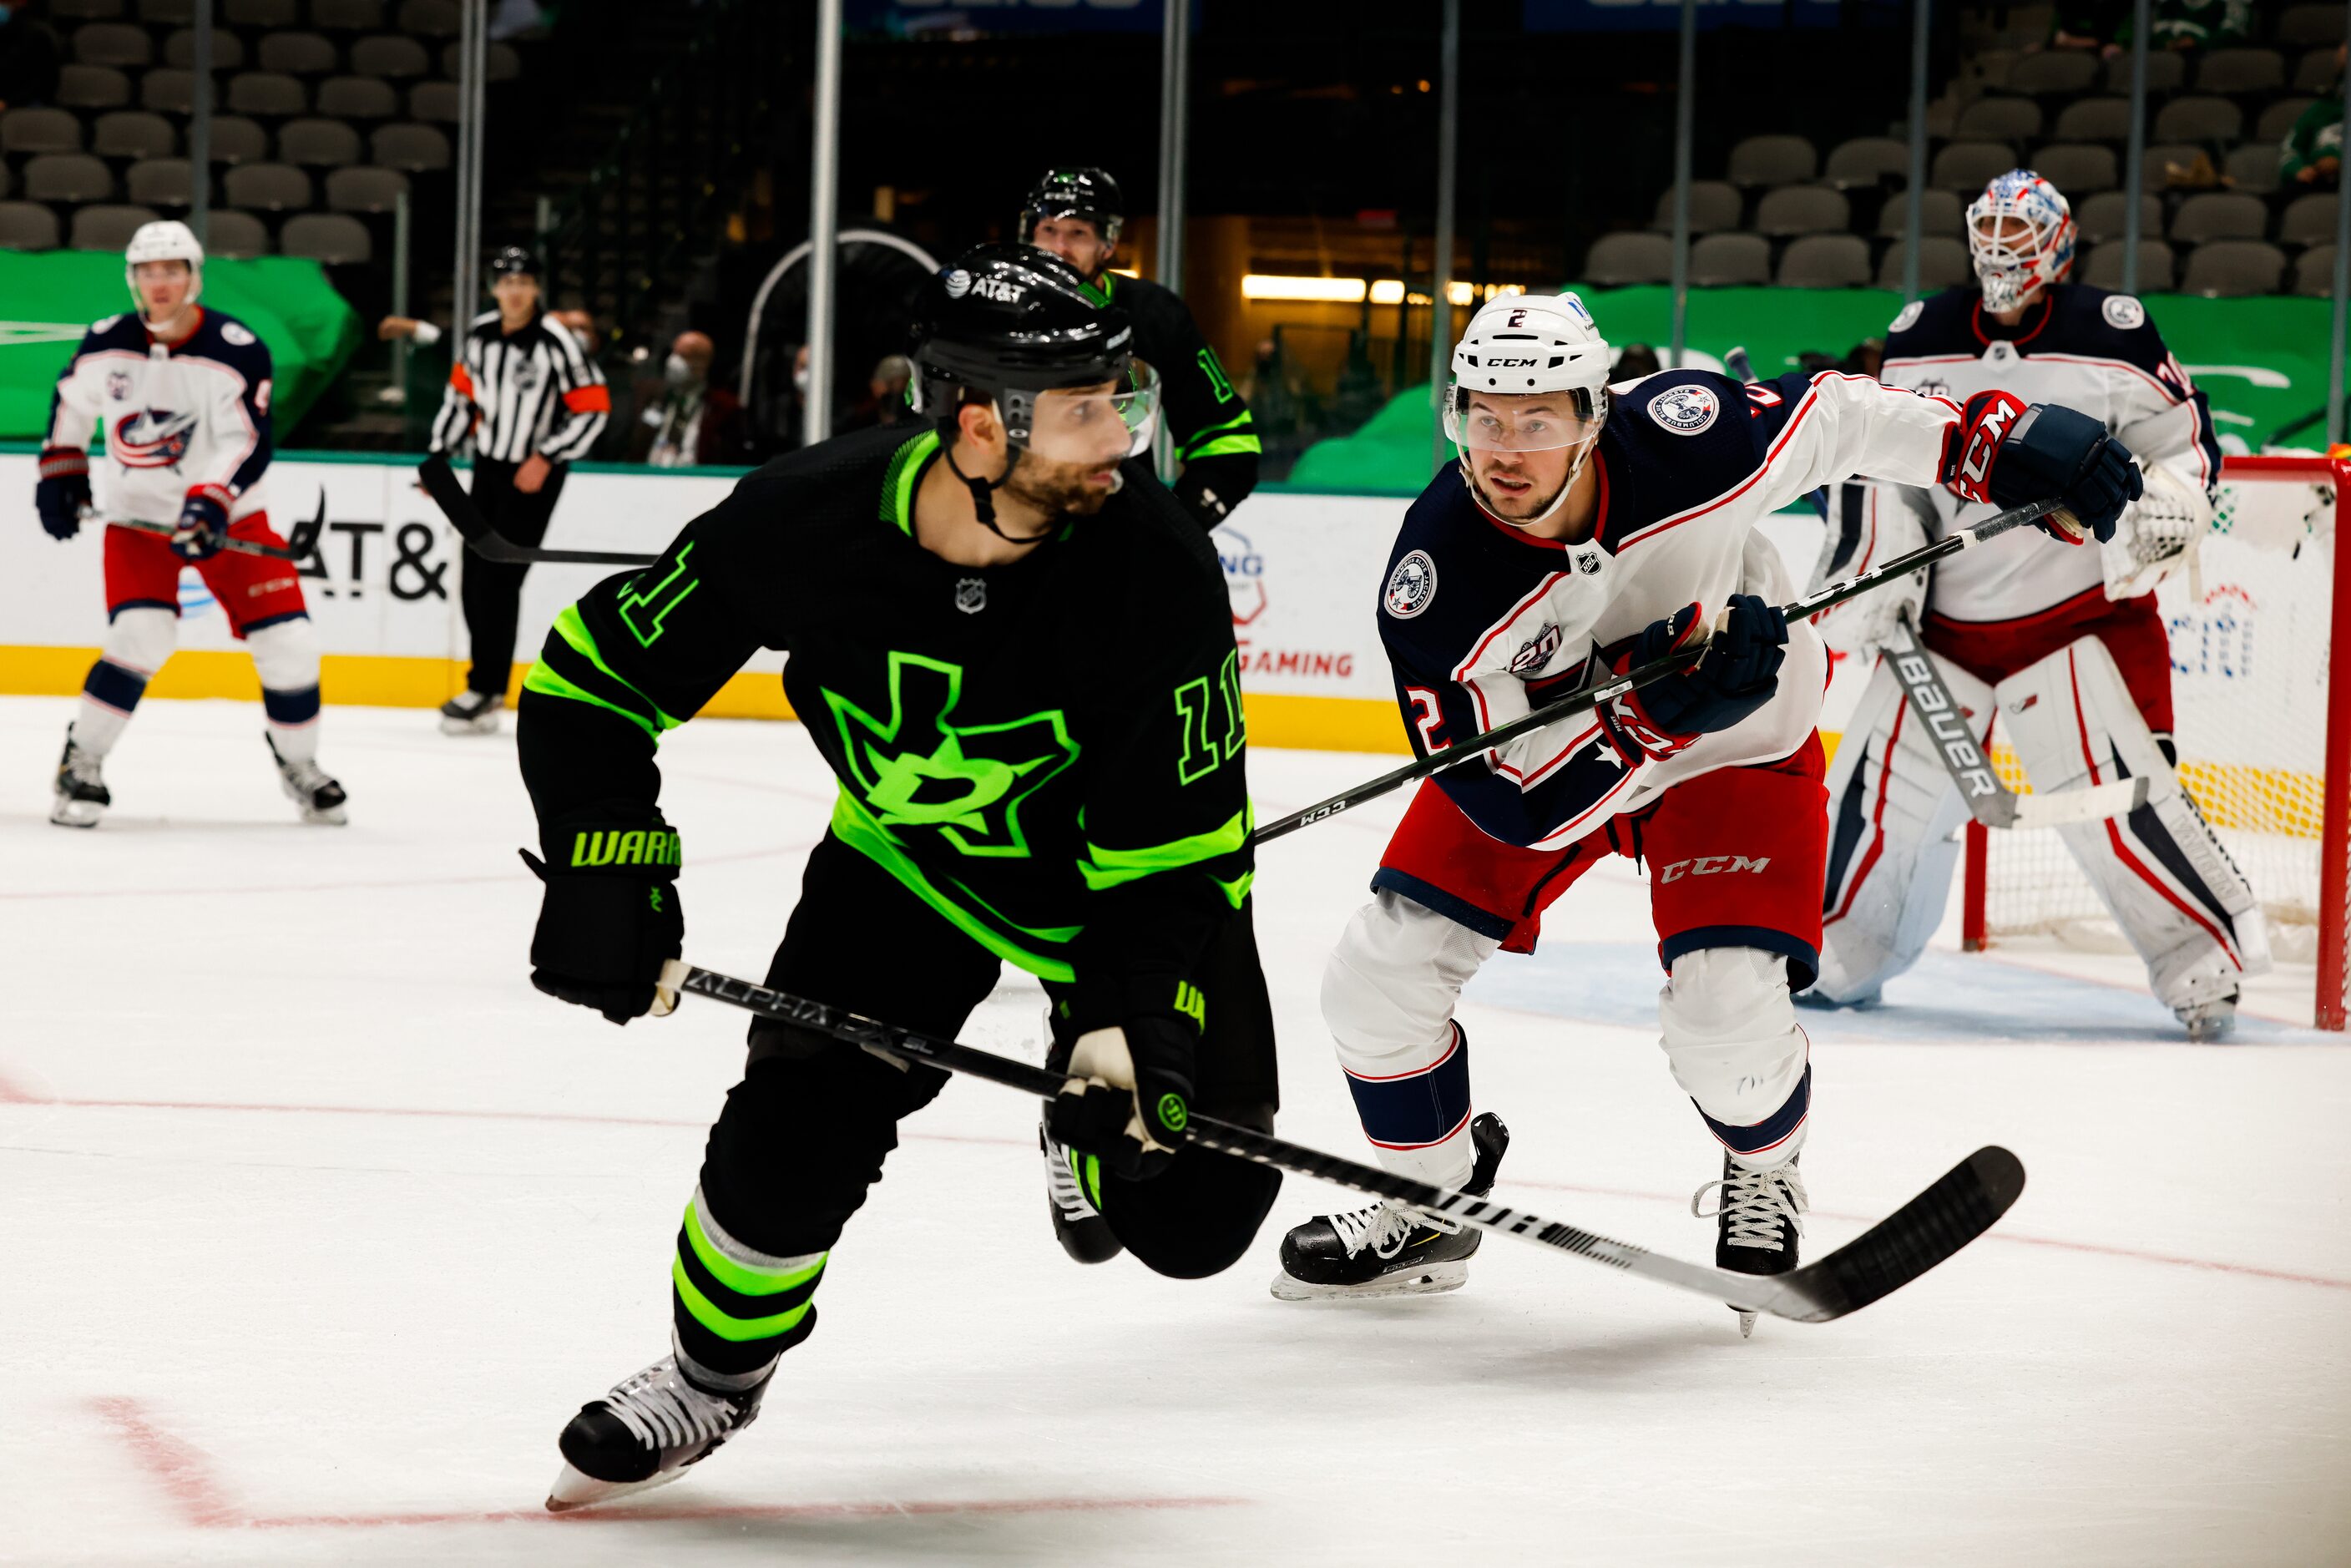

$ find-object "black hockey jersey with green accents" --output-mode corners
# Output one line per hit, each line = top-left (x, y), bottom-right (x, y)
(1089, 271), (1259, 515)
(515, 423), (1254, 1019)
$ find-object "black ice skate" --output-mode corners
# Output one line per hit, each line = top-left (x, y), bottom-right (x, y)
(1270, 1112), (1509, 1302)
(49, 731), (109, 828)
(266, 735), (347, 825)
(438, 689), (503, 736)
(1041, 1121), (1123, 1264)
(1693, 1152), (1807, 1339)
(546, 1352), (771, 1512)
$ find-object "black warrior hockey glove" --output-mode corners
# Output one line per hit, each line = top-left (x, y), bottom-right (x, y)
(520, 817), (683, 1024)
(1048, 1010), (1200, 1181)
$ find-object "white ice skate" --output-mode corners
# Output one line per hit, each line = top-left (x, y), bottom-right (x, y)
(267, 735), (347, 825)
(49, 731), (109, 828)
(546, 1353), (770, 1513)
(2177, 991), (2238, 1043)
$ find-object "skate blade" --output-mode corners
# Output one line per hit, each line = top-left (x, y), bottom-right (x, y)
(545, 1460), (688, 1514)
(49, 802), (103, 828)
(440, 714), (501, 736)
(1737, 1309), (1758, 1339)
(1269, 1261), (1469, 1302)
(297, 804), (350, 826)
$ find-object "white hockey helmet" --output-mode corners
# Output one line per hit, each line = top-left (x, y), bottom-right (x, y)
(124, 219), (205, 310)
(1443, 292), (1611, 522)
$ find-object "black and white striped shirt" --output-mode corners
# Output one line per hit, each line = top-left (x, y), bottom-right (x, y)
(428, 310), (610, 465)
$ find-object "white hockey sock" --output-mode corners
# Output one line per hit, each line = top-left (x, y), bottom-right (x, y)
(247, 616), (323, 764)
(73, 607), (178, 759)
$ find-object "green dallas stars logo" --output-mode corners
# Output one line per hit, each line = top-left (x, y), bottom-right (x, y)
(822, 652), (1080, 859)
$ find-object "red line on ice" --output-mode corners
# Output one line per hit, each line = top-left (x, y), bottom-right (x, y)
(92, 1394), (1237, 1534)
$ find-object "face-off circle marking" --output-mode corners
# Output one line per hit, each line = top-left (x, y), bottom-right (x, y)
(1383, 549), (1438, 619)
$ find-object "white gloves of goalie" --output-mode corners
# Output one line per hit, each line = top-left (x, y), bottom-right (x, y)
(2102, 462), (2215, 601)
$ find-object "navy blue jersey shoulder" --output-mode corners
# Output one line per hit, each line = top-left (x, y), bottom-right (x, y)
(1882, 286), (1980, 362)
(1380, 464), (1570, 682)
(77, 312), (149, 355)
(2033, 282), (2176, 382)
(184, 308), (274, 379)
(1600, 368), (1788, 542)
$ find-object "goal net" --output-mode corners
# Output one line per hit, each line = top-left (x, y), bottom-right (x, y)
(1960, 455), (2351, 1029)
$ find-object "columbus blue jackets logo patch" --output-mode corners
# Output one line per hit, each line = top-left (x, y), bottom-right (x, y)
(2101, 295), (2146, 331)
(1646, 385), (1717, 434)
(109, 407), (197, 468)
(1383, 550), (1438, 619)
(1889, 300), (1924, 334)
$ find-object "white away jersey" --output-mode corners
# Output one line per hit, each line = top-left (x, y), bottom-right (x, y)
(1381, 368), (1962, 851)
(46, 306), (274, 525)
(1875, 283), (2221, 623)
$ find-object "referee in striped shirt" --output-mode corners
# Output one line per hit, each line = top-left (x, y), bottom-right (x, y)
(428, 246), (610, 734)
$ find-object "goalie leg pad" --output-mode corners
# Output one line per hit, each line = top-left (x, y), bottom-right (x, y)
(1995, 635), (2272, 1004)
(1322, 890), (1499, 1191)
(73, 606), (179, 758)
(1658, 946), (1810, 1171)
(1813, 654), (1986, 1004)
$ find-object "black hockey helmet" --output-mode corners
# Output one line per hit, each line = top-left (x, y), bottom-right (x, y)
(1019, 167), (1125, 246)
(909, 242), (1140, 444)
(908, 243), (1157, 539)
(488, 244), (537, 280)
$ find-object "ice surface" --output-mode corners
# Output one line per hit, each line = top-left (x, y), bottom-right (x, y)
(3, 695), (2346, 1565)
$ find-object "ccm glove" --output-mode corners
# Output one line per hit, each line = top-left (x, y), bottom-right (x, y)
(521, 817), (683, 1024)
(1942, 390), (2142, 544)
(172, 483), (233, 562)
(36, 447), (90, 540)
(1595, 595), (1787, 763)
(1048, 1013), (1199, 1181)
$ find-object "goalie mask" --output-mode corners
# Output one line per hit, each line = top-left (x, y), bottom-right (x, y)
(1967, 170), (2076, 315)
(1443, 292), (1612, 526)
(123, 220), (205, 312)
(909, 242), (1160, 539)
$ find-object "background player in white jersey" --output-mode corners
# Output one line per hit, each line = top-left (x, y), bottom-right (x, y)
(1806, 170), (2256, 1040)
(36, 220), (346, 828)
(1272, 293), (2137, 1322)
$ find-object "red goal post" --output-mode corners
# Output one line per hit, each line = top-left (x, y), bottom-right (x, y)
(1959, 454), (2351, 1030)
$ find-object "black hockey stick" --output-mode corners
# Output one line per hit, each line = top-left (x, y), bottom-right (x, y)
(95, 486), (327, 563)
(652, 959), (2025, 1325)
(1884, 613), (2147, 831)
(418, 454), (655, 566)
(1251, 494), (2070, 846)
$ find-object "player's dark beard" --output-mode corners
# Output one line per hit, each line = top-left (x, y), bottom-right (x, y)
(1002, 450), (1117, 520)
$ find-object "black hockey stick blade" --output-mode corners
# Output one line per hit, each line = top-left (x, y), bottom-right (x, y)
(654, 961), (2023, 1325)
(1250, 494), (2068, 847)
(417, 454), (656, 567)
(284, 486), (327, 559)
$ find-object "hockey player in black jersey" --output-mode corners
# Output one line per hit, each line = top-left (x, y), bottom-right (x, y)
(1021, 166), (1261, 528)
(517, 245), (1282, 1510)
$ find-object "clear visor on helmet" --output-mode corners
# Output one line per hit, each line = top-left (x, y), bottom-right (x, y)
(1019, 361), (1161, 464)
(1443, 382), (1605, 452)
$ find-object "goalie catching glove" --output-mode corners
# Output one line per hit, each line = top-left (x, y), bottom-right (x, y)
(2102, 462), (2214, 599)
(520, 817), (684, 1024)
(1941, 390), (2142, 544)
(1595, 594), (1789, 764)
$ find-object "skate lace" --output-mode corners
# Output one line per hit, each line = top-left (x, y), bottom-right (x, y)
(1041, 1133), (1099, 1221)
(1691, 1162), (1809, 1252)
(60, 747), (103, 787)
(603, 1358), (737, 1454)
(1327, 1200), (1454, 1260)
(279, 756), (334, 792)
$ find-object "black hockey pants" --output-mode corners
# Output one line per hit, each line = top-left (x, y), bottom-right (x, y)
(672, 833), (1283, 1380)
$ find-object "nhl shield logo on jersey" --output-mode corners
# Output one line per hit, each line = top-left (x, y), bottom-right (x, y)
(1647, 384), (1718, 435)
(2102, 295), (2147, 331)
(954, 577), (986, 615)
(1383, 549), (1438, 619)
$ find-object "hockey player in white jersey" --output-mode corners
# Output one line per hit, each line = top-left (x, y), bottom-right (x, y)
(36, 220), (346, 828)
(1806, 170), (2256, 1039)
(1272, 292), (2139, 1319)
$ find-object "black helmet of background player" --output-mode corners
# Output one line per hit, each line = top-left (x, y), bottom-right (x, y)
(909, 243), (1160, 539)
(1020, 167), (1125, 281)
